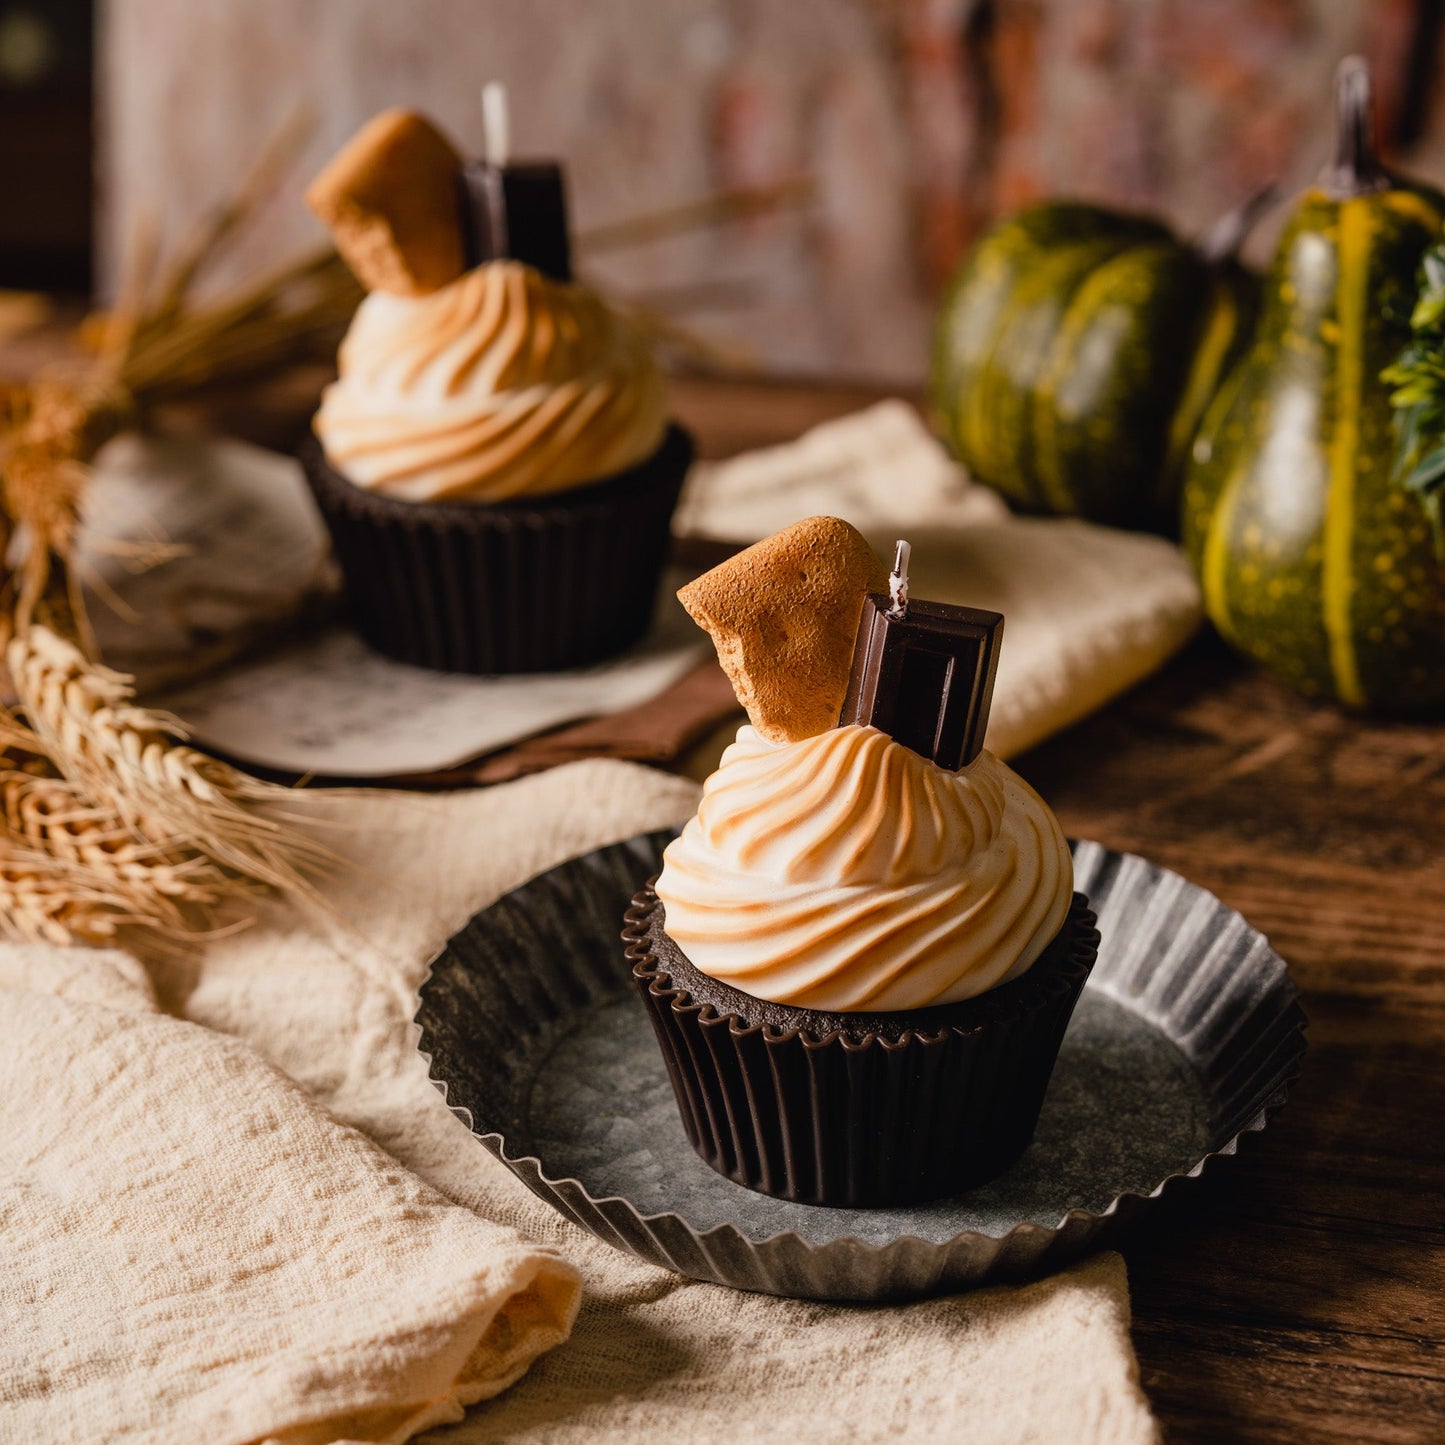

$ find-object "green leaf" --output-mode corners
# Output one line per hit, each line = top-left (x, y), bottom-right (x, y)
(1405, 463), (1445, 552)
(1404, 441), (1445, 493)
(1386, 233), (1445, 557)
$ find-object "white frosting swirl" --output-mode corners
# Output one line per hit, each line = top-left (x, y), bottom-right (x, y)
(315, 260), (668, 502)
(654, 724), (1073, 1011)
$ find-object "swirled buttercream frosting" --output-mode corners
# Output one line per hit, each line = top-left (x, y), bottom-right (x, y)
(654, 724), (1073, 1011)
(314, 260), (668, 502)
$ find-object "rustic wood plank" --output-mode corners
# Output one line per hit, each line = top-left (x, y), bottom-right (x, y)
(1019, 628), (1445, 1443)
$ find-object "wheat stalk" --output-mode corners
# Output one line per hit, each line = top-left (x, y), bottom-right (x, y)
(0, 779), (227, 946)
(0, 710), (233, 945)
(8, 627), (331, 899)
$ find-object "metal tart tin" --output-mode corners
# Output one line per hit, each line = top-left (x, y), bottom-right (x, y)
(415, 830), (1305, 1302)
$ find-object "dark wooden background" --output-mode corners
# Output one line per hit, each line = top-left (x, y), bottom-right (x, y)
(0, 0), (92, 291)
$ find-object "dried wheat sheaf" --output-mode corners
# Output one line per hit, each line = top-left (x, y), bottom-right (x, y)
(0, 708), (231, 946)
(0, 118), (806, 946)
(0, 115), (356, 946)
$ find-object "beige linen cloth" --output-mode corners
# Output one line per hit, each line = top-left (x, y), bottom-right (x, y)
(2, 763), (1159, 1444)
(677, 400), (1203, 760)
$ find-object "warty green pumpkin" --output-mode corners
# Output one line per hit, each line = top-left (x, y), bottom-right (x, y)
(930, 194), (1263, 528)
(1183, 57), (1445, 710)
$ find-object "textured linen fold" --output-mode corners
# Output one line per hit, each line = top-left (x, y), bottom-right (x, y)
(0, 952), (580, 1445)
(1, 486), (1168, 1441)
(0, 759), (1156, 1445)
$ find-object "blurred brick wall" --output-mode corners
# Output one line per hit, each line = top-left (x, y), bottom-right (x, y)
(100, 0), (1440, 384)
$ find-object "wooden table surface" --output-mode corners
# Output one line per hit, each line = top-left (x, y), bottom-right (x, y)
(672, 379), (1445, 1445)
(4, 326), (1442, 1440)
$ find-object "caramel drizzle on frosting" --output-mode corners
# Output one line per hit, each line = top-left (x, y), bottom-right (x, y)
(654, 724), (1074, 1012)
(315, 260), (668, 502)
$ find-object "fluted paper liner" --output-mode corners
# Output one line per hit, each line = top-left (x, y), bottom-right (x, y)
(414, 830), (1306, 1301)
(301, 423), (692, 673)
(625, 886), (1098, 1207)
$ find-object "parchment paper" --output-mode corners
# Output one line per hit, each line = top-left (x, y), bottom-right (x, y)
(79, 434), (705, 778)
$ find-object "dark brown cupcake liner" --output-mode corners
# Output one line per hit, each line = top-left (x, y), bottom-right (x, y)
(623, 885), (1099, 1208)
(299, 422), (693, 674)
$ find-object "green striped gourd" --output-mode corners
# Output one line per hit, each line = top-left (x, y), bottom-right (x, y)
(1183, 57), (1445, 709)
(931, 196), (1261, 528)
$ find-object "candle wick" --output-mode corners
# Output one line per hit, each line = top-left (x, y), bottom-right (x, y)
(482, 81), (511, 168)
(887, 539), (911, 619)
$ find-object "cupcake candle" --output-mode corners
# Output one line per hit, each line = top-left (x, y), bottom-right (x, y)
(625, 517), (1097, 1206)
(457, 83), (572, 282)
(299, 101), (691, 673)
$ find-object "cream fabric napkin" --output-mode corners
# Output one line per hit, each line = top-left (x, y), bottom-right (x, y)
(0, 953), (580, 1444)
(1, 760), (1159, 1443)
(677, 401), (1204, 758)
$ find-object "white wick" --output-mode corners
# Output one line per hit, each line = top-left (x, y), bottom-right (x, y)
(887, 539), (911, 618)
(482, 81), (511, 168)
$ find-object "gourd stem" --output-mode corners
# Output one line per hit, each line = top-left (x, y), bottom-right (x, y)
(1199, 182), (1279, 265)
(1320, 55), (1391, 199)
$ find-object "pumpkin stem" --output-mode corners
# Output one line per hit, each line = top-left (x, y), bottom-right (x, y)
(1320, 55), (1391, 199)
(1199, 183), (1279, 264)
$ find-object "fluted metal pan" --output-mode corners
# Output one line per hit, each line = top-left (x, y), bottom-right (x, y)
(415, 830), (1306, 1302)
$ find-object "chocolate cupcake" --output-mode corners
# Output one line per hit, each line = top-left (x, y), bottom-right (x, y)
(300, 426), (690, 676)
(626, 884), (1097, 1207)
(625, 518), (1098, 1207)
(301, 108), (691, 673)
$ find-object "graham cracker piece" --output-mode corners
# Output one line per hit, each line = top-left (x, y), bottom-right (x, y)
(678, 516), (888, 745)
(306, 108), (466, 296)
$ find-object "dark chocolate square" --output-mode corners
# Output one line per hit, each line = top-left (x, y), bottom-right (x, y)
(839, 595), (1003, 769)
